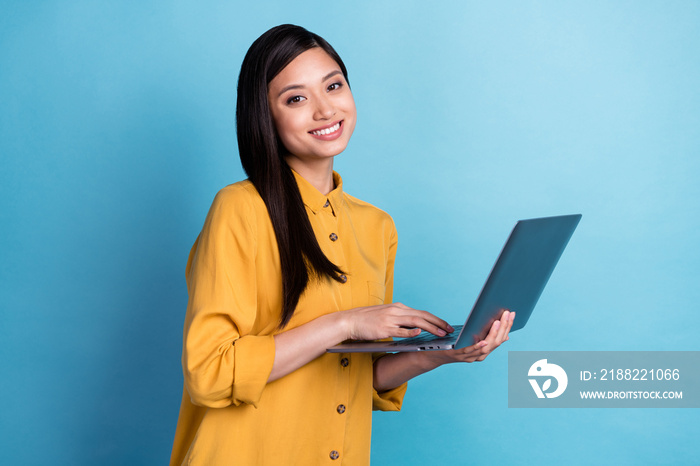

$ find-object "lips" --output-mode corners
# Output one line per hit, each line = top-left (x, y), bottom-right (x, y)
(309, 120), (343, 140)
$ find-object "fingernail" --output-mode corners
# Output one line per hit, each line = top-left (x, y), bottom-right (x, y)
(510, 312), (516, 321)
(438, 329), (446, 336)
(447, 325), (455, 332)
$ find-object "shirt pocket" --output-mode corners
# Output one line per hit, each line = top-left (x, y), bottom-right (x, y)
(367, 281), (386, 305)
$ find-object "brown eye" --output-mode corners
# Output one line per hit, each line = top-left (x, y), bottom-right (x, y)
(327, 82), (343, 92)
(287, 95), (306, 105)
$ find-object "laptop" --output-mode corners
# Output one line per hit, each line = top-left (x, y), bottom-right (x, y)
(327, 214), (581, 353)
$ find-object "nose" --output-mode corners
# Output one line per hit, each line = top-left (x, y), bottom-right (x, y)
(313, 94), (335, 120)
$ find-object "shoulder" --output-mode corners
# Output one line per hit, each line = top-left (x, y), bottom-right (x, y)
(212, 180), (262, 209)
(210, 180), (266, 217)
(204, 180), (266, 234)
(342, 192), (397, 238)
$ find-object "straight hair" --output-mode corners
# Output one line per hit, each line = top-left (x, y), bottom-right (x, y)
(236, 24), (348, 328)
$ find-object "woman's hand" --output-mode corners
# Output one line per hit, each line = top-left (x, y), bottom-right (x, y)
(372, 310), (514, 391)
(339, 302), (454, 341)
(269, 302), (451, 383)
(436, 310), (515, 364)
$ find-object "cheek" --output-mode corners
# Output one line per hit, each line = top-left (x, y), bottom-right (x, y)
(344, 99), (357, 135)
(273, 113), (302, 143)
(344, 95), (357, 124)
(274, 116), (310, 155)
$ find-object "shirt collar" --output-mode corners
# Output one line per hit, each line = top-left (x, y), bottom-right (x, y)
(291, 169), (344, 216)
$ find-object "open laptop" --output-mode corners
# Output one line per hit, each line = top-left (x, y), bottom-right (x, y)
(327, 214), (581, 353)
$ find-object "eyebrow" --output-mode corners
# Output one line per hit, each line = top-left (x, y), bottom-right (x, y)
(277, 70), (343, 97)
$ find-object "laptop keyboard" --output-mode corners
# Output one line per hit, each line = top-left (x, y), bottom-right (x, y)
(387, 325), (463, 346)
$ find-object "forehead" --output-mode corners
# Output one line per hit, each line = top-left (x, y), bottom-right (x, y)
(269, 47), (341, 90)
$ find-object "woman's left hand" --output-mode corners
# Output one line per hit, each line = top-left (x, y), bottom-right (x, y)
(438, 310), (515, 364)
(373, 310), (515, 391)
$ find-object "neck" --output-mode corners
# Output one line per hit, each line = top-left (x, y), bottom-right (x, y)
(285, 157), (335, 195)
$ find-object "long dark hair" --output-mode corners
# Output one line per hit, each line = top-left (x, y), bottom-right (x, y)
(236, 24), (348, 328)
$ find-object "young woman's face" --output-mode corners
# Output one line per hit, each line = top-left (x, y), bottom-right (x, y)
(267, 47), (356, 166)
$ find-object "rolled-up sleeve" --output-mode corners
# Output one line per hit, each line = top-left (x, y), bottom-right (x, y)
(182, 186), (275, 409)
(372, 382), (408, 411)
(371, 222), (408, 411)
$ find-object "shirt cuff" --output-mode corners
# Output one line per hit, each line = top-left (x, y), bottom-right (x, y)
(372, 382), (407, 411)
(231, 334), (276, 408)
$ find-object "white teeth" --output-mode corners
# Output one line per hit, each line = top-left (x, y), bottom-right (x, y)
(312, 122), (340, 136)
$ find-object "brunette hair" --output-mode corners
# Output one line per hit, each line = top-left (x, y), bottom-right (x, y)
(236, 24), (348, 328)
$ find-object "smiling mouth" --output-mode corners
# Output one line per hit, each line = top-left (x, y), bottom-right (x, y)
(310, 121), (342, 136)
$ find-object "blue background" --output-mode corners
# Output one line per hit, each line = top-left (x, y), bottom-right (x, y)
(2, 1), (698, 464)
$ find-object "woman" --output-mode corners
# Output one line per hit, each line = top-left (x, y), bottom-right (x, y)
(170, 24), (514, 465)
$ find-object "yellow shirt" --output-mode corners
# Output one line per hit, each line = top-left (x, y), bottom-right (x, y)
(171, 170), (407, 465)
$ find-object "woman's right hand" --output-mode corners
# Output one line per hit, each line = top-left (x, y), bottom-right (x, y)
(339, 303), (454, 341)
(268, 303), (453, 383)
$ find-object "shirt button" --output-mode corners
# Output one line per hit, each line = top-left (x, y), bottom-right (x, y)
(330, 450), (340, 460)
(323, 200), (330, 208)
(339, 274), (347, 283)
(329, 232), (338, 242)
(337, 404), (346, 414)
(340, 358), (349, 367)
